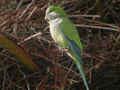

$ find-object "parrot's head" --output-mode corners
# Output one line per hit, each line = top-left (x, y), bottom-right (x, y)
(45, 5), (67, 22)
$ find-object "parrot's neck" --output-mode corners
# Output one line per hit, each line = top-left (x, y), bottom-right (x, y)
(48, 17), (63, 25)
(48, 17), (65, 46)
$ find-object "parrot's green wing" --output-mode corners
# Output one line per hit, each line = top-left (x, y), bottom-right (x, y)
(60, 17), (83, 51)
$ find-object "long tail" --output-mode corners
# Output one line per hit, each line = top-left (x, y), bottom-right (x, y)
(61, 33), (90, 90)
(75, 59), (89, 90)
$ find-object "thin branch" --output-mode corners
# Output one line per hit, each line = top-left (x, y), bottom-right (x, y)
(76, 24), (120, 32)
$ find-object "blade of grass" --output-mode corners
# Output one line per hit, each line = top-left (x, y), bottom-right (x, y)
(0, 33), (40, 72)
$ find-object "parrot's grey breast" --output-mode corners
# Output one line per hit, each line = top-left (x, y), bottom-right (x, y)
(49, 18), (65, 46)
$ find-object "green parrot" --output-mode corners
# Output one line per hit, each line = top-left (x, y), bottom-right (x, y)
(45, 5), (90, 90)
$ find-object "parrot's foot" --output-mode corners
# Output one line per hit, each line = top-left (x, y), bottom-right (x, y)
(57, 46), (68, 51)
(58, 47), (69, 56)
(62, 47), (69, 52)
(52, 47), (64, 57)
(56, 45), (69, 55)
(53, 45), (69, 56)
(52, 48), (62, 56)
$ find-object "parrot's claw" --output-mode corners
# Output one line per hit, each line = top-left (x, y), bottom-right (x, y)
(62, 47), (69, 52)
(57, 45), (69, 52)
(56, 46), (69, 56)
(58, 47), (68, 56)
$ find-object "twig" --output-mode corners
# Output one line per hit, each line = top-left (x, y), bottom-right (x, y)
(26, 6), (38, 20)
(76, 24), (120, 32)
(19, 0), (35, 18)
(16, 0), (24, 10)
(2, 69), (7, 90)
(69, 15), (101, 18)
(18, 32), (42, 44)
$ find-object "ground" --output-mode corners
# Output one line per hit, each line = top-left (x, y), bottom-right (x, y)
(0, 0), (120, 90)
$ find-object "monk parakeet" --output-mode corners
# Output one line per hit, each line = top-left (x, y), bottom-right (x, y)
(45, 5), (90, 90)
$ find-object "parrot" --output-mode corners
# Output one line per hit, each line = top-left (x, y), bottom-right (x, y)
(45, 5), (90, 90)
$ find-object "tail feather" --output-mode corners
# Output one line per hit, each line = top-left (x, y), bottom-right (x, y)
(76, 60), (89, 90)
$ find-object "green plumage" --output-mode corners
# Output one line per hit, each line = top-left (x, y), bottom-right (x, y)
(45, 5), (90, 90)
(60, 17), (83, 50)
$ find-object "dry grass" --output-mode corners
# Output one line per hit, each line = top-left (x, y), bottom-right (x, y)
(0, 0), (120, 90)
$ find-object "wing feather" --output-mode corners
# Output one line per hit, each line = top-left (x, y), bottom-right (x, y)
(60, 17), (83, 51)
